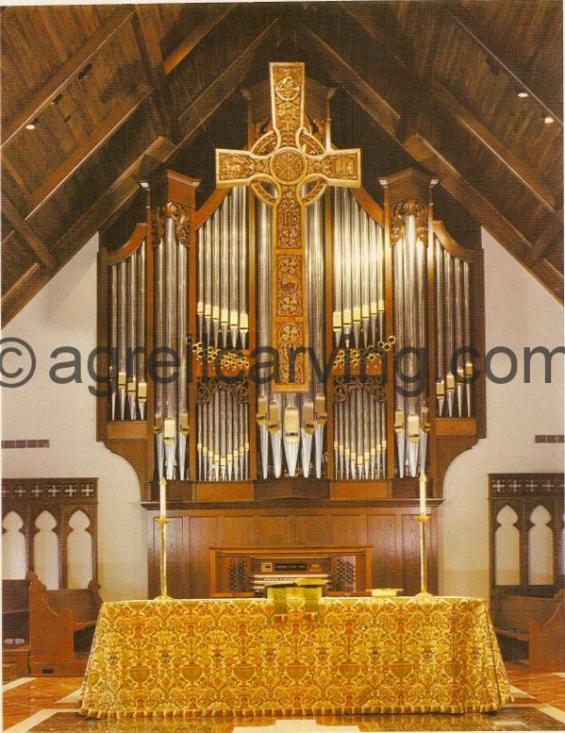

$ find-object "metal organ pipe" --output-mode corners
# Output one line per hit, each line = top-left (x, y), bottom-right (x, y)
(196, 188), (249, 482)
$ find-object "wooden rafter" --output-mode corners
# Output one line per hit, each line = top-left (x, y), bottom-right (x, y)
(0, 6), (135, 148)
(298, 23), (563, 302)
(163, 4), (236, 75)
(2, 195), (55, 270)
(132, 6), (180, 141)
(339, 2), (559, 215)
(2, 18), (279, 324)
(526, 216), (564, 266)
(444, 2), (563, 126)
(26, 85), (152, 219)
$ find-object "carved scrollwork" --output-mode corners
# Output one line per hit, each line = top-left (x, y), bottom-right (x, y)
(196, 377), (248, 405)
(277, 255), (303, 316)
(390, 199), (428, 247)
(334, 376), (386, 403)
(154, 202), (190, 246)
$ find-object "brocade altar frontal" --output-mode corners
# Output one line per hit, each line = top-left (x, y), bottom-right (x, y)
(80, 596), (510, 718)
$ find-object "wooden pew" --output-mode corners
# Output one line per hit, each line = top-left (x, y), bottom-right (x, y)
(2, 579), (30, 676)
(492, 590), (563, 670)
(27, 572), (102, 676)
(529, 592), (565, 672)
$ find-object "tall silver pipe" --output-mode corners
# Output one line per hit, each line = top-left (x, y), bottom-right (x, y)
(444, 251), (455, 417)
(361, 210), (370, 345)
(342, 190), (352, 346)
(333, 189), (343, 346)
(137, 242), (146, 420)
(394, 233), (406, 478)
(164, 218), (178, 479)
(229, 190), (239, 348)
(435, 237), (445, 417)
(239, 188), (249, 349)
(351, 196), (361, 348)
(177, 241), (188, 480)
(454, 258), (464, 416)
(110, 265), (118, 420)
(117, 260), (127, 420)
(212, 210), (220, 346)
(463, 261), (472, 416)
(126, 255), (137, 419)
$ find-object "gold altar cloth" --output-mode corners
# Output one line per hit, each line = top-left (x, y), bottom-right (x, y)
(80, 596), (510, 718)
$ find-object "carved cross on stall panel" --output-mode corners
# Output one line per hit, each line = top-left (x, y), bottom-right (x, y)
(216, 62), (361, 390)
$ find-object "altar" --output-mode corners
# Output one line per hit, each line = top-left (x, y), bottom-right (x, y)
(80, 595), (510, 718)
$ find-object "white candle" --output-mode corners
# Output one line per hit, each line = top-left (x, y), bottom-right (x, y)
(419, 472), (427, 515)
(159, 478), (167, 518)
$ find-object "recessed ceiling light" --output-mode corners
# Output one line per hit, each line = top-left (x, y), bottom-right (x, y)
(544, 115), (555, 125)
(517, 90), (529, 98)
(25, 119), (38, 130)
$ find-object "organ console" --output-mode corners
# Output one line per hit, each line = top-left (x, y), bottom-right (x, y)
(97, 62), (485, 597)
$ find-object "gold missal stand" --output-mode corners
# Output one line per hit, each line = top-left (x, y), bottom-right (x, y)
(156, 478), (171, 600)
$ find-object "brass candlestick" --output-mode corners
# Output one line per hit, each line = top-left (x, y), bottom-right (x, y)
(416, 513), (432, 597)
(156, 516), (171, 600)
(156, 477), (171, 600)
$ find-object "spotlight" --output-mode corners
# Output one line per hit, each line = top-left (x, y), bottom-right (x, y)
(516, 90), (529, 98)
(544, 115), (555, 125)
(25, 119), (38, 130)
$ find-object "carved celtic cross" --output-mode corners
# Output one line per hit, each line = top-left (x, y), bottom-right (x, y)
(216, 62), (361, 390)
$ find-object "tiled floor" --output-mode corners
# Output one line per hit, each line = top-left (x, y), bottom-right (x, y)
(2, 665), (564, 732)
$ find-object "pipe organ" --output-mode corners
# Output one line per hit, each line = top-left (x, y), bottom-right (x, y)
(97, 62), (485, 511)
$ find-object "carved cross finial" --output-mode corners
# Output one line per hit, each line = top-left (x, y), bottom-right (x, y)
(216, 63), (361, 389)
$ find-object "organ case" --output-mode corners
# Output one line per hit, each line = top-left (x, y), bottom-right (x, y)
(96, 64), (485, 596)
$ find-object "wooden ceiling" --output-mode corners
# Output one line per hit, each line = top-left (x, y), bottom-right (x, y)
(1, 1), (562, 323)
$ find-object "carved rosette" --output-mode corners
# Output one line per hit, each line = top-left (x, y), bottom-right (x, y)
(154, 202), (190, 246)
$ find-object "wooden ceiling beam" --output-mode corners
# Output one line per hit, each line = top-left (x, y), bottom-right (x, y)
(299, 23), (563, 302)
(2, 195), (55, 270)
(339, 2), (559, 215)
(26, 85), (152, 219)
(443, 3), (563, 126)
(526, 215), (564, 266)
(133, 6), (180, 142)
(2, 19), (280, 324)
(0, 6), (135, 149)
(163, 4), (236, 75)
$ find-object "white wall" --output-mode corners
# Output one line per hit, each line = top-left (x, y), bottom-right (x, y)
(1, 236), (147, 601)
(439, 230), (564, 600)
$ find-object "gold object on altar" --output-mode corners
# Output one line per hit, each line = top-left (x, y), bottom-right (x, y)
(216, 62), (361, 390)
(370, 588), (403, 597)
(267, 577), (326, 614)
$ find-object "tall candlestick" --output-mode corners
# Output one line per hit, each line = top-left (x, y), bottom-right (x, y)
(159, 477), (167, 518)
(419, 472), (427, 515)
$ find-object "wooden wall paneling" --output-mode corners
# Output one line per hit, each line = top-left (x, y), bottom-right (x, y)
(256, 515), (293, 547)
(367, 513), (401, 589)
(145, 504), (439, 599)
(328, 514), (367, 546)
(294, 514), (329, 547)
(188, 516), (219, 599)
(401, 512), (420, 596)
(218, 514), (258, 547)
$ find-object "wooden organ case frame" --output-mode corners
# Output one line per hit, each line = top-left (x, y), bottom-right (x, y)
(97, 63), (485, 598)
